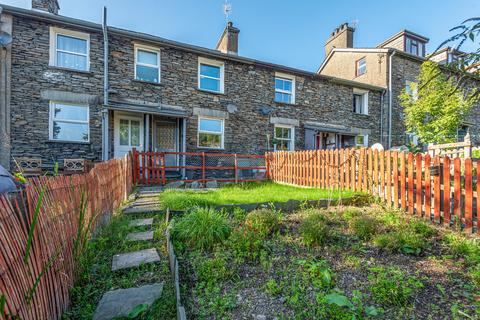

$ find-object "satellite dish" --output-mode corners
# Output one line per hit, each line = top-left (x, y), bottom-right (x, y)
(0, 31), (12, 47)
(371, 143), (384, 151)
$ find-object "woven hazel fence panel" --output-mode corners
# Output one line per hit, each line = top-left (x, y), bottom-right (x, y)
(266, 149), (479, 234)
(0, 155), (133, 319)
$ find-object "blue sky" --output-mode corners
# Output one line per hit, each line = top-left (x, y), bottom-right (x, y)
(2, 0), (479, 71)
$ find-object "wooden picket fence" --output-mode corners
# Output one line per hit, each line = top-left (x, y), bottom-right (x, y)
(266, 149), (479, 234)
(0, 155), (133, 319)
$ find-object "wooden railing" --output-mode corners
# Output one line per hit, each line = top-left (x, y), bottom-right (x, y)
(132, 149), (266, 186)
(0, 155), (133, 319)
(266, 149), (479, 234)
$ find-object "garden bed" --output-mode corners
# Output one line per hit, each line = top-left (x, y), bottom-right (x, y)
(170, 205), (480, 319)
(160, 181), (359, 210)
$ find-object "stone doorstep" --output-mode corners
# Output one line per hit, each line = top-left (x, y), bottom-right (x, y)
(112, 248), (160, 271)
(126, 231), (154, 242)
(129, 218), (154, 227)
(123, 206), (162, 215)
(93, 283), (164, 320)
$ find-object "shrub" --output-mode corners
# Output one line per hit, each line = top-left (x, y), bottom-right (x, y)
(245, 209), (280, 236)
(299, 212), (332, 247)
(228, 223), (267, 260)
(349, 216), (381, 240)
(368, 266), (423, 306)
(172, 207), (231, 252)
(342, 208), (363, 221)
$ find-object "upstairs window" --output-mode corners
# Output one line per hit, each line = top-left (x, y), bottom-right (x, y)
(135, 45), (160, 83)
(50, 27), (89, 71)
(356, 57), (366, 76)
(198, 58), (224, 93)
(275, 73), (295, 104)
(406, 37), (424, 57)
(405, 80), (418, 100)
(49, 102), (89, 142)
(274, 125), (294, 151)
(353, 89), (369, 115)
(198, 117), (224, 149)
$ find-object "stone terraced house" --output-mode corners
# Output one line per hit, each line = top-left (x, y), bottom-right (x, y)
(0, 0), (387, 173)
(318, 23), (480, 148)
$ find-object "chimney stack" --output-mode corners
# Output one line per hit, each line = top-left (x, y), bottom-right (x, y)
(216, 21), (240, 55)
(32, 0), (60, 14)
(324, 23), (354, 56)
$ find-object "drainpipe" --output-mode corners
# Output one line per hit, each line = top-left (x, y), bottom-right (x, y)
(380, 89), (386, 146)
(388, 50), (396, 149)
(101, 6), (109, 160)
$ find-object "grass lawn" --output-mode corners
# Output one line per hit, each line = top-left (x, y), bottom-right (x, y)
(160, 181), (359, 210)
(171, 205), (480, 319)
(63, 211), (176, 320)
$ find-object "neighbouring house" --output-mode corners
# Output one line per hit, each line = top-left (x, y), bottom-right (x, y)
(0, 0), (386, 174)
(318, 23), (480, 148)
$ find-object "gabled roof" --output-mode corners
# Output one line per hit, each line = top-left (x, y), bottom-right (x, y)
(376, 29), (429, 48)
(0, 4), (385, 92)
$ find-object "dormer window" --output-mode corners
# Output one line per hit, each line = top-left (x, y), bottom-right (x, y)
(406, 37), (424, 57)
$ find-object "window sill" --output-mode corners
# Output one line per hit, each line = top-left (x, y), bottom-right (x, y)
(196, 146), (225, 151)
(132, 79), (162, 86)
(47, 140), (91, 145)
(196, 88), (225, 96)
(48, 65), (94, 75)
(274, 100), (296, 106)
(353, 112), (370, 117)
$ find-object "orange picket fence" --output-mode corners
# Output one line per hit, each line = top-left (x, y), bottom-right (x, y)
(266, 149), (479, 234)
(0, 155), (133, 319)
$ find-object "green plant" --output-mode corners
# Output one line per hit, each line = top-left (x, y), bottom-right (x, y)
(325, 291), (380, 319)
(172, 207), (231, 252)
(265, 279), (282, 296)
(297, 259), (334, 289)
(368, 266), (424, 306)
(245, 208), (280, 236)
(13, 172), (27, 184)
(349, 215), (381, 240)
(228, 223), (267, 260)
(195, 254), (232, 285)
(299, 212), (332, 247)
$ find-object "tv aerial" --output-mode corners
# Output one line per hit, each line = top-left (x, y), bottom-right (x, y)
(223, 0), (232, 22)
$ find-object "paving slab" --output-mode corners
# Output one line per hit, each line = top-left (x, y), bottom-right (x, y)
(129, 218), (154, 227)
(112, 248), (160, 271)
(130, 200), (159, 206)
(126, 231), (154, 241)
(93, 283), (164, 320)
(123, 205), (161, 215)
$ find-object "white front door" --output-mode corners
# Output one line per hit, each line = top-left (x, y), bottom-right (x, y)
(114, 112), (144, 158)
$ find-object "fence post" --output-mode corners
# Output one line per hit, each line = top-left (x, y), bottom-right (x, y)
(161, 153), (166, 186)
(264, 153), (269, 180)
(202, 152), (206, 187)
(234, 154), (239, 183)
(132, 148), (137, 185)
(464, 133), (472, 158)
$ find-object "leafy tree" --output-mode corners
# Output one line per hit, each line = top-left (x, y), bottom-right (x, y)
(400, 61), (478, 144)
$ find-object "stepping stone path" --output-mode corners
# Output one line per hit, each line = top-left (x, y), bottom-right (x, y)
(126, 230), (154, 242)
(93, 283), (164, 320)
(94, 187), (166, 319)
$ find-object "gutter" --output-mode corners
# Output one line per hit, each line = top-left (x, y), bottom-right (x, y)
(388, 49), (396, 149)
(380, 89), (386, 145)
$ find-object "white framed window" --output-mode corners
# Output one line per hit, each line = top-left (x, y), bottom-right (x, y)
(49, 27), (90, 71)
(405, 80), (418, 100)
(274, 125), (294, 151)
(49, 102), (89, 142)
(274, 72), (295, 104)
(197, 117), (224, 149)
(134, 44), (160, 83)
(355, 134), (368, 147)
(356, 57), (366, 76)
(353, 88), (369, 115)
(198, 57), (224, 93)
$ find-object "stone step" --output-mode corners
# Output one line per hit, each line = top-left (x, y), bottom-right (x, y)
(129, 218), (154, 227)
(129, 200), (159, 207)
(93, 283), (164, 320)
(123, 205), (161, 215)
(112, 248), (160, 271)
(126, 231), (154, 242)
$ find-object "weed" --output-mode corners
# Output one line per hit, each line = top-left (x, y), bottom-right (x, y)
(297, 259), (334, 289)
(172, 207), (231, 252)
(228, 223), (267, 260)
(368, 266), (424, 306)
(325, 290), (381, 319)
(245, 208), (281, 236)
(194, 254), (232, 286)
(299, 211), (332, 247)
(344, 254), (362, 269)
(265, 279), (282, 296)
(349, 215), (381, 240)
